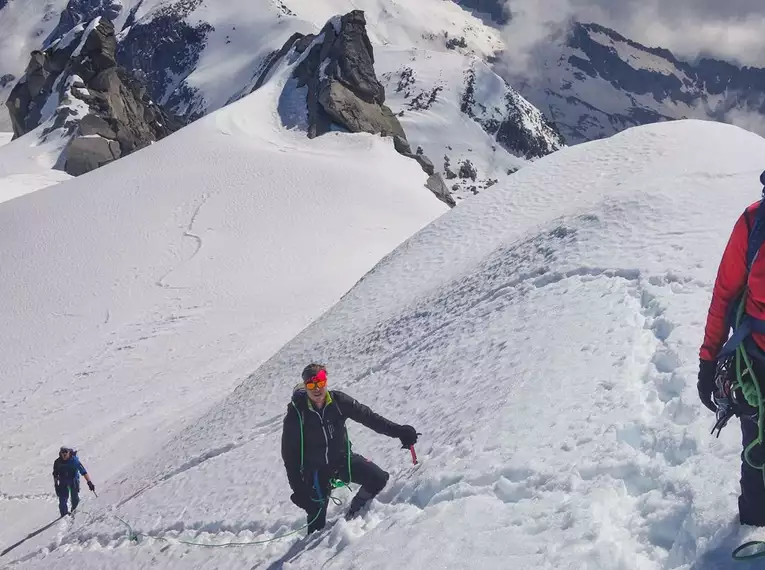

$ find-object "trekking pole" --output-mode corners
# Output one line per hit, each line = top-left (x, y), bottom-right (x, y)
(92, 490), (98, 498)
(409, 445), (418, 465)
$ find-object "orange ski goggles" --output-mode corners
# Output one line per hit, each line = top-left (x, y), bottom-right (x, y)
(304, 369), (327, 390)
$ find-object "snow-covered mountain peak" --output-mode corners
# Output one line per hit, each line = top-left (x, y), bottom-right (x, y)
(1, 0), (568, 203)
(512, 20), (765, 144)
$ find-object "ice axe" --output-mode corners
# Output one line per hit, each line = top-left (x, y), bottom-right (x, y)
(409, 445), (418, 465)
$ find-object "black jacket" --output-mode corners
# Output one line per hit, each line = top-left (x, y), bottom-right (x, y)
(52, 455), (87, 487)
(281, 388), (404, 494)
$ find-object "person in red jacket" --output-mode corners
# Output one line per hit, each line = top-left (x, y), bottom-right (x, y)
(699, 172), (765, 526)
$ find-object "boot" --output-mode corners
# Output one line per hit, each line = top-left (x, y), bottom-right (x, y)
(345, 488), (375, 521)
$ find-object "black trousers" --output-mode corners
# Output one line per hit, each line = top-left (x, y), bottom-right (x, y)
(740, 413), (765, 525)
(733, 355), (765, 525)
(57, 480), (80, 516)
(306, 454), (389, 533)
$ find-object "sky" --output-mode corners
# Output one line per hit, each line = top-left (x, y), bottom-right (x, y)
(502, 0), (765, 66)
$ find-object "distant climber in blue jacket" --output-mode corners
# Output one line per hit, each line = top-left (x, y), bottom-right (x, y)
(52, 446), (95, 516)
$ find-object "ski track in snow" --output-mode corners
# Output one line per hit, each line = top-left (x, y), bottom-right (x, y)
(156, 194), (211, 290)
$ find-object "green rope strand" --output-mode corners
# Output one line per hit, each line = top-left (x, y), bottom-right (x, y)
(116, 507), (325, 548)
(96, 398), (354, 552)
(730, 290), (765, 561)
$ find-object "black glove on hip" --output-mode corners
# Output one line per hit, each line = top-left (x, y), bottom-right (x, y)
(697, 358), (717, 412)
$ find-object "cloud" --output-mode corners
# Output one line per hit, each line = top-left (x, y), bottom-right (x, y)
(725, 108), (765, 138)
(499, 0), (765, 68)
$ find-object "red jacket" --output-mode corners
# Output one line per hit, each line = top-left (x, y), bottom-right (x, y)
(701, 201), (765, 361)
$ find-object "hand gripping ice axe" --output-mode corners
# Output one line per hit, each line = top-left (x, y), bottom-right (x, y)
(404, 430), (422, 465)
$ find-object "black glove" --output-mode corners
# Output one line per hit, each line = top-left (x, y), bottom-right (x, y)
(54, 483), (62, 495)
(290, 492), (312, 511)
(398, 425), (419, 449)
(698, 358), (717, 412)
(87, 481), (95, 492)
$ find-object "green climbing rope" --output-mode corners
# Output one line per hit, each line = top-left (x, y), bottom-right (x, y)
(730, 290), (765, 561)
(292, 397), (354, 485)
(116, 506), (326, 548)
(75, 397), (355, 552)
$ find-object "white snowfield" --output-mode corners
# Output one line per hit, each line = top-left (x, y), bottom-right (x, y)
(0, 129), (73, 203)
(0, 41), (446, 568)
(3, 119), (765, 569)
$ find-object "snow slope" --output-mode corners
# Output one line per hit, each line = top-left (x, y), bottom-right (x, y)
(5, 120), (765, 569)
(0, 128), (73, 203)
(0, 40), (446, 563)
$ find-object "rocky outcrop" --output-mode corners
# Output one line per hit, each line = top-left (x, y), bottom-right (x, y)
(6, 18), (178, 176)
(44, 0), (123, 47)
(292, 11), (405, 140)
(425, 173), (456, 207)
(116, 0), (214, 121)
(283, 11), (452, 206)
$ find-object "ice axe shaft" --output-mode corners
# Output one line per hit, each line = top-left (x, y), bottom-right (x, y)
(409, 445), (418, 465)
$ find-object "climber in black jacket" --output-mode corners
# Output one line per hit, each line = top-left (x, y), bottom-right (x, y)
(281, 363), (419, 532)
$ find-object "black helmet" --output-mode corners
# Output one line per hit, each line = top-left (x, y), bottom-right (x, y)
(302, 363), (326, 382)
(760, 170), (765, 187)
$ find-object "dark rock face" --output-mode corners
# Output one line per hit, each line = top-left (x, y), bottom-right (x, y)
(293, 11), (404, 139)
(116, 1), (213, 121)
(461, 67), (564, 159)
(394, 135), (436, 176)
(66, 134), (121, 175)
(6, 18), (178, 176)
(44, 0), (123, 47)
(278, 11), (452, 206)
(426, 173), (457, 207)
(452, 0), (509, 25)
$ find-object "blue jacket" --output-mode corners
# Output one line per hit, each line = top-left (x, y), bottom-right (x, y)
(53, 455), (87, 485)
